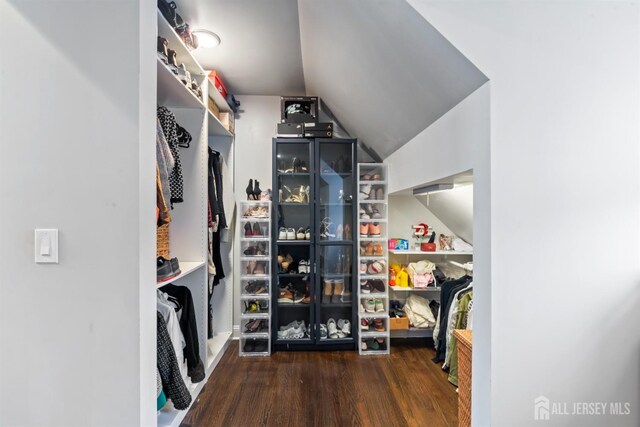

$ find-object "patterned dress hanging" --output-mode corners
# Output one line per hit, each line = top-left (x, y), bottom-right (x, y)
(157, 106), (184, 205)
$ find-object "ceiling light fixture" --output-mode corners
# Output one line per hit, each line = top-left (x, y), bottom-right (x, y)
(193, 30), (221, 49)
(412, 183), (454, 196)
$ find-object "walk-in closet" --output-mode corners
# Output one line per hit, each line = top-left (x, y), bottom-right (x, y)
(3, 1), (639, 427)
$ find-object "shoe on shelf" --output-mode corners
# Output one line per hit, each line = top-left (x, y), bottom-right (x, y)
(376, 187), (385, 200)
(278, 288), (294, 303)
(364, 243), (374, 256)
(169, 258), (181, 276)
(278, 227), (287, 240)
(376, 338), (387, 351)
(369, 339), (380, 350)
(243, 340), (256, 352)
(157, 256), (179, 282)
(371, 279), (386, 293)
(373, 318), (386, 332)
(244, 222), (253, 237)
(305, 226), (311, 240)
(327, 318), (340, 339)
(336, 224), (344, 240)
(296, 227), (306, 240)
(367, 260), (386, 275)
(277, 322), (305, 339)
(369, 223), (381, 237)
(360, 280), (372, 294)
(365, 299), (376, 313)
(303, 280), (311, 304)
(292, 289), (305, 304)
(359, 262), (367, 274)
(373, 243), (384, 256)
(157, 36), (169, 63)
(360, 340), (368, 351)
(286, 227), (296, 240)
(337, 319), (351, 337)
(332, 279), (344, 304)
(359, 223), (369, 238)
(298, 260), (308, 274)
(374, 298), (385, 313)
(359, 184), (371, 200)
(372, 207), (383, 219)
(361, 318), (369, 331)
(253, 340), (268, 352)
(320, 323), (328, 340)
(252, 222), (262, 236)
(323, 279), (333, 304)
(167, 49), (178, 74)
(177, 63), (191, 86)
(360, 208), (370, 220)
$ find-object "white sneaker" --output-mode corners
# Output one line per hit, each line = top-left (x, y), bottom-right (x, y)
(278, 227), (287, 240)
(286, 228), (296, 240)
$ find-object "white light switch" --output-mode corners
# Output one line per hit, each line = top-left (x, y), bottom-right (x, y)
(35, 229), (58, 263)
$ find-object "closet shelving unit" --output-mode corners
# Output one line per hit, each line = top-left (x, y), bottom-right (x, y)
(239, 201), (272, 356)
(357, 163), (390, 355)
(156, 9), (234, 427)
(388, 251), (472, 339)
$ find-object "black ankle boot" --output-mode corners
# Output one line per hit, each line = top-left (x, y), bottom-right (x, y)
(246, 179), (254, 200)
(253, 180), (261, 199)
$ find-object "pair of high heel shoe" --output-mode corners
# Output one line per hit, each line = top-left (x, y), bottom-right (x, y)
(280, 185), (310, 203)
(246, 179), (262, 200)
(244, 222), (264, 237)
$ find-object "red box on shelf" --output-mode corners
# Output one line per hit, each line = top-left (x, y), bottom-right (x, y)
(208, 70), (228, 99)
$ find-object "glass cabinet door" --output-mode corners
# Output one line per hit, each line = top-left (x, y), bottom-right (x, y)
(315, 139), (356, 345)
(273, 140), (314, 344)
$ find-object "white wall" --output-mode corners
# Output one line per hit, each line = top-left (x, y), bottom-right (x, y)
(407, 2), (640, 426)
(417, 185), (474, 244)
(387, 195), (455, 245)
(0, 1), (156, 426)
(232, 96), (280, 330)
(385, 83), (492, 424)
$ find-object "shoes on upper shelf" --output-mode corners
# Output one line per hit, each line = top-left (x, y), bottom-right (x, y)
(359, 170), (383, 181)
(157, 256), (181, 282)
(277, 157), (309, 174)
(243, 205), (269, 218)
(280, 185), (310, 203)
(278, 226), (310, 241)
(359, 184), (385, 201)
(359, 222), (382, 238)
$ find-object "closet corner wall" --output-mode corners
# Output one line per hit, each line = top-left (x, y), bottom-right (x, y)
(155, 10), (234, 427)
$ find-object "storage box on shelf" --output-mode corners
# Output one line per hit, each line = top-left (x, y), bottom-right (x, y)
(357, 163), (390, 355)
(239, 200), (272, 356)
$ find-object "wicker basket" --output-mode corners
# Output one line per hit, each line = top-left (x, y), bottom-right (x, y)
(454, 329), (473, 427)
(157, 223), (170, 259)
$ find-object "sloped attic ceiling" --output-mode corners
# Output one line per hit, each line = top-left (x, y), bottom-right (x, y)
(297, 0), (487, 159)
(184, 0), (487, 158)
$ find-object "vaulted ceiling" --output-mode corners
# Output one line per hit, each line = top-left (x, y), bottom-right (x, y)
(182, 0), (487, 158)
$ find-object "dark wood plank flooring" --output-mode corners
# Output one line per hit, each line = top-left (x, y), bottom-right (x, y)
(181, 340), (457, 427)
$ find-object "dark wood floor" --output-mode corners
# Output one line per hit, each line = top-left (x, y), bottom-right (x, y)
(181, 340), (458, 427)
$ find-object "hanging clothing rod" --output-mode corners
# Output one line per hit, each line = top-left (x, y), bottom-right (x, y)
(449, 260), (473, 272)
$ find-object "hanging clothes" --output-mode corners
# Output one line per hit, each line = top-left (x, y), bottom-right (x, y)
(159, 283), (205, 383)
(444, 284), (473, 368)
(157, 106), (185, 206)
(157, 312), (191, 410)
(433, 275), (472, 362)
(157, 290), (188, 380)
(208, 148), (227, 228)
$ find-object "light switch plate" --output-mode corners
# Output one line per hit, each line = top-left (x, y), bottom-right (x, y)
(35, 229), (58, 264)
